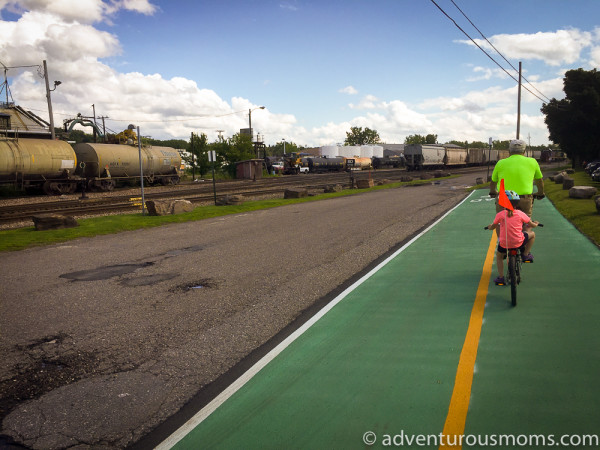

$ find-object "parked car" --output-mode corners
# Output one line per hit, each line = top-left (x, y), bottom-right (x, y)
(585, 160), (600, 174)
(592, 167), (600, 182)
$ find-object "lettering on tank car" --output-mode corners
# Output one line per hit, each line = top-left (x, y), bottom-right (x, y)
(160, 150), (178, 157)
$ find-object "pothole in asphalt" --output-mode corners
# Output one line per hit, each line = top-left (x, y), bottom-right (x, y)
(60, 262), (154, 281)
(169, 278), (219, 292)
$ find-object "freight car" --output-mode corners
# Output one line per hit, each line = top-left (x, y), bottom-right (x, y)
(404, 144), (447, 171)
(0, 138), (78, 194)
(347, 157), (373, 170)
(467, 148), (501, 165)
(372, 155), (405, 169)
(444, 148), (468, 167)
(73, 143), (181, 190)
(307, 156), (346, 173)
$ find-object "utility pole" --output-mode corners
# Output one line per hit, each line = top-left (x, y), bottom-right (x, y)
(98, 115), (109, 142)
(43, 60), (56, 139)
(516, 61), (522, 139)
(91, 104), (97, 142)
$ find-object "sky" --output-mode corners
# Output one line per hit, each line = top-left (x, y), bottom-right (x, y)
(1, 0), (599, 148)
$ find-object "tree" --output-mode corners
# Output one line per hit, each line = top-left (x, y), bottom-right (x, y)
(270, 140), (299, 156)
(344, 127), (380, 145)
(214, 133), (255, 177)
(541, 68), (600, 167)
(188, 133), (210, 177)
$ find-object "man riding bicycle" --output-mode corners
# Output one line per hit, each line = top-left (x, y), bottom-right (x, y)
(489, 139), (545, 217)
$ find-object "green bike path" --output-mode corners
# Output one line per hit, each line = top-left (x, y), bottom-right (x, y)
(160, 191), (600, 449)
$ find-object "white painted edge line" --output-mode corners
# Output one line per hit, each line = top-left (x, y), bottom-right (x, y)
(157, 191), (476, 449)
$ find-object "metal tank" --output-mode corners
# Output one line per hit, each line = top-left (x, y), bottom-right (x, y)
(308, 156), (346, 173)
(349, 157), (373, 170)
(0, 138), (78, 193)
(73, 143), (181, 189)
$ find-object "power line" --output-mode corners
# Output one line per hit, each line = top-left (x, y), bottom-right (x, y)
(449, 0), (551, 103)
(429, 0), (549, 104)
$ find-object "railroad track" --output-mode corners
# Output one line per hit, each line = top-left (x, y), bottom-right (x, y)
(0, 167), (481, 226)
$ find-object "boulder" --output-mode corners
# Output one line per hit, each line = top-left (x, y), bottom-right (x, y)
(323, 184), (342, 193)
(400, 176), (413, 182)
(215, 195), (244, 206)
(146, 199), (194, 215)
(562, 177), (575, 190)
(554, 172), (566, 183)
(284, 188), (308, 199)
(32, 214), (78, 231)
(356, 179), (374, 189)
(568, 186), (598, 199)
(476, 177), (484, 185)
(595, 195), (600, 213)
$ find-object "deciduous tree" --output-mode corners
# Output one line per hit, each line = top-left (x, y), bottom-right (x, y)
(344, 126), (380, 145)
(541, 68), (600, 167)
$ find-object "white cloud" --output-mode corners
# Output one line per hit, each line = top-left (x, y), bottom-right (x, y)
(339, 85), (358, 95)
(0, 0), (156, 23)
(349, 94), (378, 109)
(0, 3), (573, 147)
(464, 29), (593, 67)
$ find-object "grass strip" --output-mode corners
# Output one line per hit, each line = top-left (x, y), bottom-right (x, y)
(543, 169), (600, 247)
(0, 176), (451, 252)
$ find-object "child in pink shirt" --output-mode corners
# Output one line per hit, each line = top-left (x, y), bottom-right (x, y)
(487, 201), (540, 286)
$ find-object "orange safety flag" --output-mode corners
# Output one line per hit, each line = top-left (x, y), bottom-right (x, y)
(498, 178), (514, 211)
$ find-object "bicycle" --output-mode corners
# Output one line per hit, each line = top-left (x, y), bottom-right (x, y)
(484, 223), (543, 306)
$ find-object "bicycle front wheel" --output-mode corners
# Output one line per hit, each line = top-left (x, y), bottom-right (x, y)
(508, 254), (517, 307)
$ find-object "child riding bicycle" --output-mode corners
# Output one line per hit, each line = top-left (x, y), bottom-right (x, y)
(486, 190), (540, 286)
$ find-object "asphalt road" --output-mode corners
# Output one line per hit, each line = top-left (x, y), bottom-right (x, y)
(0, 172), (485, 449)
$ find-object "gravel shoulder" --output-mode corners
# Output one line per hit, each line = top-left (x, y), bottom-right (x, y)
(0, 174), (480, 449)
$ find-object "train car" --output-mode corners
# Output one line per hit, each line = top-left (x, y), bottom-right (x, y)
(467, 148), (485, 166)
(73, 143), (181, 190)
(372, 155), (405, 169)
(347, 157), (373, 170)
(307, 156), (346, 173)
(497, 150), (510, 160)
(0, 138), (78, 194)
(403, 144), (445, 171)
(444, 147), (467, 167)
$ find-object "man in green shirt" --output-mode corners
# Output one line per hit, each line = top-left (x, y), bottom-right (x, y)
(489, 139), (545, 216)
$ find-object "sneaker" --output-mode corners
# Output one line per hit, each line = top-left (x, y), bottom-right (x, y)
(522, 253), (534, 263)
(494, 276), (505, 286)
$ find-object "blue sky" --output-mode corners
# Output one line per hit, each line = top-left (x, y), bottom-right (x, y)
(1, 0), (600, 147)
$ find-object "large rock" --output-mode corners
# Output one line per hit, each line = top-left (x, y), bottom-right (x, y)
(145, 199), (194, 216)
(284, 188), (308, 199)
(32, 214), (78, 231)
(595, 195), (600, 213)
(562, 177), (575, 190)
(356, 179), (374, 189)
(553, 172), (567, 183)
(215, 195), (244, 206)
(568, 186), (598, 199)
(324, 184), (342, 193)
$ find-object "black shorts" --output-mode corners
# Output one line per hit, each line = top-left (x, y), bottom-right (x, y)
(497, 232), (529, 253)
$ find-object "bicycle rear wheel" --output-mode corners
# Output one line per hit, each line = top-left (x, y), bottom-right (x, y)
(508, 254), (517, 306)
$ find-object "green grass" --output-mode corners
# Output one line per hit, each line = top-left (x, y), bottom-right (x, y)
(544, 169), (600, 247)
(0, 176), (452, 252)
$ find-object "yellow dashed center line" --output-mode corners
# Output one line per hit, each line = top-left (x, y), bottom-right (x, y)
(439, 233), (497, 449)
